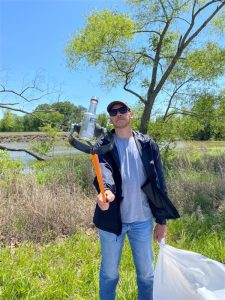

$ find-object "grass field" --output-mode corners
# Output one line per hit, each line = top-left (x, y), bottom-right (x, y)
(1, 216), (224, 300)
(0, 139), (225, 299)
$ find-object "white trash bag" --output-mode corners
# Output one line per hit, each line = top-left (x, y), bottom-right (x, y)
(153, 241), (225, 300)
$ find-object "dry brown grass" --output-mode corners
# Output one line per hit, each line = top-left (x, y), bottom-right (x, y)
(1, 149), (224, 244)
(0, 174), (96, 244)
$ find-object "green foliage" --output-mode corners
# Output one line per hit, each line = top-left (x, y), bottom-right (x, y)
(32, 102), (86, 131)
(166, 148), (225, 220)
(0, 101), (86, 132)
(0, 110), (15, 131)
(0, 151), (23, 181)
(66, 9), (135, 66)
(0, 110), (24, 132)
(22, 103), (63, 131)
(211, 10), (225, 33)
(147, 116), (179, 144)
(97, 113), (108, 128)
(176, 93), (225, 141)
(65, 0), (225, 134)
(142, 92), (225, 142)
(174, 116), (201, 140)
(34, 106), (64, 129)
(32, 154), (95, 194)
(51, 101), (86, 130)
(29, 140), (53, 156)
(211, 93), (225, 140)
(29, 125), (59, 156)
(185, 43), (225, 80)
(23, 114), (40, 132)
(130, 102), (145, 130)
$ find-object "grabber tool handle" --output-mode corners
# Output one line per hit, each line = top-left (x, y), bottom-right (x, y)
(91, 154), (107, 203)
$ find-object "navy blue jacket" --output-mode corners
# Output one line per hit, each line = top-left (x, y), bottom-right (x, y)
(93, 130), (171, 235)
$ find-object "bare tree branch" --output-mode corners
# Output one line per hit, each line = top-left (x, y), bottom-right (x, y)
(163, 77), (195, 120)
(0, 145), (45, 161)
(164, 109), (197, 121)
(184, 1), (225, 48)
(180, 0), (224, 48)
(153, 1), (224, 98)
(159, 0), (170, 20)
(123, 74), (146, 104)
(0, 87), (50, 102)
(0, 102), (20, 106)
(0, 105), (36, 115)
(133, 30), (161, 36)
(172, 16), (191, 25)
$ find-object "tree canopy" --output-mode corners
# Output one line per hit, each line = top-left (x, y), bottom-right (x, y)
(66, 0), (225, 133)
(0, 101), (86, 132)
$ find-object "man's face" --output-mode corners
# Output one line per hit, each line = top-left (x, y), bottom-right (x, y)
(109, 104), (134, 129)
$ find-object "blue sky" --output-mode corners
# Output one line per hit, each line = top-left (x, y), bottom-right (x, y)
(1, 0), (224, 120)
(0, 0), (137, 116)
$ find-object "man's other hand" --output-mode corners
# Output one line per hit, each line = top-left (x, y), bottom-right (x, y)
(97, 189), (115, 211)
(153, 224), (167, 242)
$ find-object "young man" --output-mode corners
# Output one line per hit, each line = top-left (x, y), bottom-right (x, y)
(93, 100), (168, 300)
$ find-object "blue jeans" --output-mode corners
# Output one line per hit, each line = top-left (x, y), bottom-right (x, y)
(99, 219), (154, 300)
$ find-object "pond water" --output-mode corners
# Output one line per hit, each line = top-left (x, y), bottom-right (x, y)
(1, 141), (80, 172)
(2, 140), (225, 171)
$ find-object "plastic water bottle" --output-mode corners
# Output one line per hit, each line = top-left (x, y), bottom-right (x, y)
(79, 96), (99, 141)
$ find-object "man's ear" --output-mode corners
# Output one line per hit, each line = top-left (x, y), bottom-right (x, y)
(130, 111), (134, 119)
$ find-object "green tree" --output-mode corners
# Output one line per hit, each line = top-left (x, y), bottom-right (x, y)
(66, 0), (225, 133)
(97, 113), (108, 128)
(175, 115), (203, 140)
(212, 92), (225, 140)
(0, 110), (24, 132)
(169, 93), (222, 141)
(51, 101), (86, 130)
(191, 95), (216, 140)
(23, 104), (64, 131)
(0, 110), (17, 132)
(22, 102), (86, 131)
(147, 114), (180, 145)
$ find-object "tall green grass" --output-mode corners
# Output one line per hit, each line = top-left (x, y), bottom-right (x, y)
(0, 232), (99, 299)
(1, 216), (224, 300)
(32, 154), (95, 194)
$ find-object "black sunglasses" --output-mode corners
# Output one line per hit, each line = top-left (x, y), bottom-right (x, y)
(109, 106), (130, 117)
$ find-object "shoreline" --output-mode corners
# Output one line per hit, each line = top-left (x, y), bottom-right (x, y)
(0, 132), (68, 143)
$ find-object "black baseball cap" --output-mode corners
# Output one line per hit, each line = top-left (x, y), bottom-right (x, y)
(107, 100), (130, 113)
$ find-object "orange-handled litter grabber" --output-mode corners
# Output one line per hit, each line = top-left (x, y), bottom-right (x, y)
(68, 97), (114, 204)
(92, 154), (106, 203)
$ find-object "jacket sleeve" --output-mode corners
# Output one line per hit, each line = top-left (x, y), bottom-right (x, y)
(93, 153), (116, 195)
(152, 141), (168, 194)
